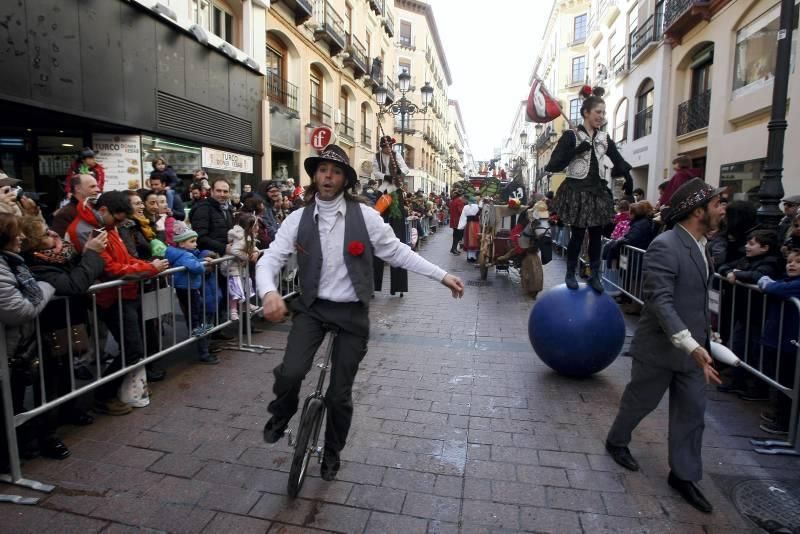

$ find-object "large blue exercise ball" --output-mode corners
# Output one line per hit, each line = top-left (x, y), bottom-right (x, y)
(528, 284), (626, 378)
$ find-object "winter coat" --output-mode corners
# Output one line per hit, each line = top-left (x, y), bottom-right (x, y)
(165, 246), (210, 290)
(51, 198), (79, 238)
(619, 216), (657, 250)
(27, 249), (105, 331)
(0, 253), (55, 360)
(449, 196), (466, 229)
(67, 204), (158, 308)
(659, 168), (701, 206)
(190, 198), (233, 256)
(761, 276), (800, 351)
(610, 212), (631, 240)
(118, 219), (152, 259)
(225, 226), (251, 277)
(719, 254), (780, 285)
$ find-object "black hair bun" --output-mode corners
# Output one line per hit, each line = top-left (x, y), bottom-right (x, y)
(593, 86), (605, 97)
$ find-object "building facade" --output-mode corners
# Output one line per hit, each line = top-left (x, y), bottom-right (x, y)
(446, 99), (468, 189)
(0, 0), (266, 202)
(392, 0), (453, 195)
(264, 0), (397, 186)
(528, 0), (592, 194)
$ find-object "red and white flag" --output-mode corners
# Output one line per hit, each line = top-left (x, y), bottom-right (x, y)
(526, 78), (561, 124)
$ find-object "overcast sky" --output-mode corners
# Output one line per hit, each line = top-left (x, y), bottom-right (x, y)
(429, 0), (549, 161)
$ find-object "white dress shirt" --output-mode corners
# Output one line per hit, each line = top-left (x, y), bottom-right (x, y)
(256, 194), (447, 302)
(669, 224), (709, 355)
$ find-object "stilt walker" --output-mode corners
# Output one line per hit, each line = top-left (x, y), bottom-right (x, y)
(371, 133), (410, 296)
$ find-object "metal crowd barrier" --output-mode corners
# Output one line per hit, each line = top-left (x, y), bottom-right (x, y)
(600, 240), (646, 305)
(0, 253), (298, 503)
(709, 275), (800, 456)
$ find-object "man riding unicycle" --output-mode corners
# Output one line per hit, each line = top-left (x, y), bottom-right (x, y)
(256, 144), (464, 482)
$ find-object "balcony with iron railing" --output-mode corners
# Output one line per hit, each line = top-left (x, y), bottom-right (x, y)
(266, 72), (299, 112)
(339, 116), (355, 142)
(630, 2), (663, 63)
(664, 0), (725, 43)
(361, 126), (372, 147)
(398, 35), (414, 49)
(313, 0), (345, 56)
(676, 89), (711, 137)
(611, 46), (629, 78)
(614, 120), (628, 146)
(383, 10), (394, 38)
(598, 0), (621, 26)
(633, 106), (653, 140)
(344, 34), (368, 78)
(310, 95), (332, 125)
(279, 0), (314, 25)
(368, 0), (384, 17)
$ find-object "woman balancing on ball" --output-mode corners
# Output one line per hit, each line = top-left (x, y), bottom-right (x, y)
(545, 86), (634, 292)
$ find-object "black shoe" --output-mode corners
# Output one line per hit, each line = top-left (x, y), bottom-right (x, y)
(321, 450), (341, 481)
(146, 365), (166, 382)
(588, 262), (604, 293)
(40, 437), (71, 460)
(667, 472), (712, 513)
(263, 416), (290, 444)
(450, 250), (459, 255)
(565, 271), (578, 290)
(605, 441), (639, 471)
(211, 331), (235, 341)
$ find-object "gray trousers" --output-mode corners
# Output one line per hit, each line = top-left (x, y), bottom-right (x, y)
(607, 358), (706, 481)
(268, 298), (369, 454)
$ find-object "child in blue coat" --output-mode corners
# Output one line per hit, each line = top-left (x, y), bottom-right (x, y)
(756, 248), (800, 434)
(166, 222), (219, 365)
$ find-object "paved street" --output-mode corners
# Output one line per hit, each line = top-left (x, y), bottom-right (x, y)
(2, 229), (799, 533)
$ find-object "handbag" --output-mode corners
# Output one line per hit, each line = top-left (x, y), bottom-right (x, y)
(45, 324), (91, 358)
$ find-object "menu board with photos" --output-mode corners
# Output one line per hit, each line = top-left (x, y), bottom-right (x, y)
(92, 134), (143, 191)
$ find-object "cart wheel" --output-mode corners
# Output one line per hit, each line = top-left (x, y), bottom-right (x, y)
(480, 263), (488, 280)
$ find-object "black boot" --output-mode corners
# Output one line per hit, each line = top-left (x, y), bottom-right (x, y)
(565, 264), (578, 290)
(588, 261), (604, 293)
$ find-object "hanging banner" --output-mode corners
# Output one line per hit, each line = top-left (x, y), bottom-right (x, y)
(201, 147), (254, 173)
(92, 134), (143, 191)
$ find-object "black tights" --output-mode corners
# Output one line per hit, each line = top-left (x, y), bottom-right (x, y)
(566, 226), (602, 269)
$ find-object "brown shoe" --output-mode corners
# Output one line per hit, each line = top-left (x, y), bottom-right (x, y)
(94, 398), (133, 416)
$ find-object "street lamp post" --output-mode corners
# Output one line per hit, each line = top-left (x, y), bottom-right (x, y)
(374, 70), (434, 162)
(758, 0), (795, 230)
(534, 124), (543, 192)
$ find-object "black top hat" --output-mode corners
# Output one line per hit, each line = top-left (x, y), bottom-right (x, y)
(304, 144), (357, 187)
(79, 147), (96, 159)
(664, 178), (726, 225)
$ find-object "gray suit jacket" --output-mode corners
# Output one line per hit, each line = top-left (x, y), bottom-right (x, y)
(629, 225), (712, 373)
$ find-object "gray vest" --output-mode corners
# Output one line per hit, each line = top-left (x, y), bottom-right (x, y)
(296, 199), (374, 307)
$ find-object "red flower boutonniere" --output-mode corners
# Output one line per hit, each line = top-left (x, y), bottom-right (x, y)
(347, 240), (365, 257)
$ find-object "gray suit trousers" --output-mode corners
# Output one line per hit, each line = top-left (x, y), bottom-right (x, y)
(607, 358), (706, 481)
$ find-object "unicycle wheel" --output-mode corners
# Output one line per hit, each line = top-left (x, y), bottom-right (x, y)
(287, 397), (324, 498)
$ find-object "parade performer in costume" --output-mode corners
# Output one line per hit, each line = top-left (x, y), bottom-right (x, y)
(256, 145), (464, 481)
(544, 86), (633, 292)
(459, 197), (481, 263)
(372, 136), (410, 296)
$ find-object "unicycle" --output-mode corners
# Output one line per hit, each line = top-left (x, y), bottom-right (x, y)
(286, 325), (338, 498)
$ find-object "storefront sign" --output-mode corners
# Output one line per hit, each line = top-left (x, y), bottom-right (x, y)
(201, 147), (253, 173)
(310, 127), (333, 150)
(92, 134), (143, 191)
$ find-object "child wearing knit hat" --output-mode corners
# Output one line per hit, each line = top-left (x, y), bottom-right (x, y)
(165, 221), (219, 365)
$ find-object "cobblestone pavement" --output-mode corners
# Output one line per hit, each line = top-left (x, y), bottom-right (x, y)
(2, 229), (800, 533)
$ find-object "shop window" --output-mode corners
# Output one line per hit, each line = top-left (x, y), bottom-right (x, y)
(720, 159), (765, 203)
(733, 1), (799, 98)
